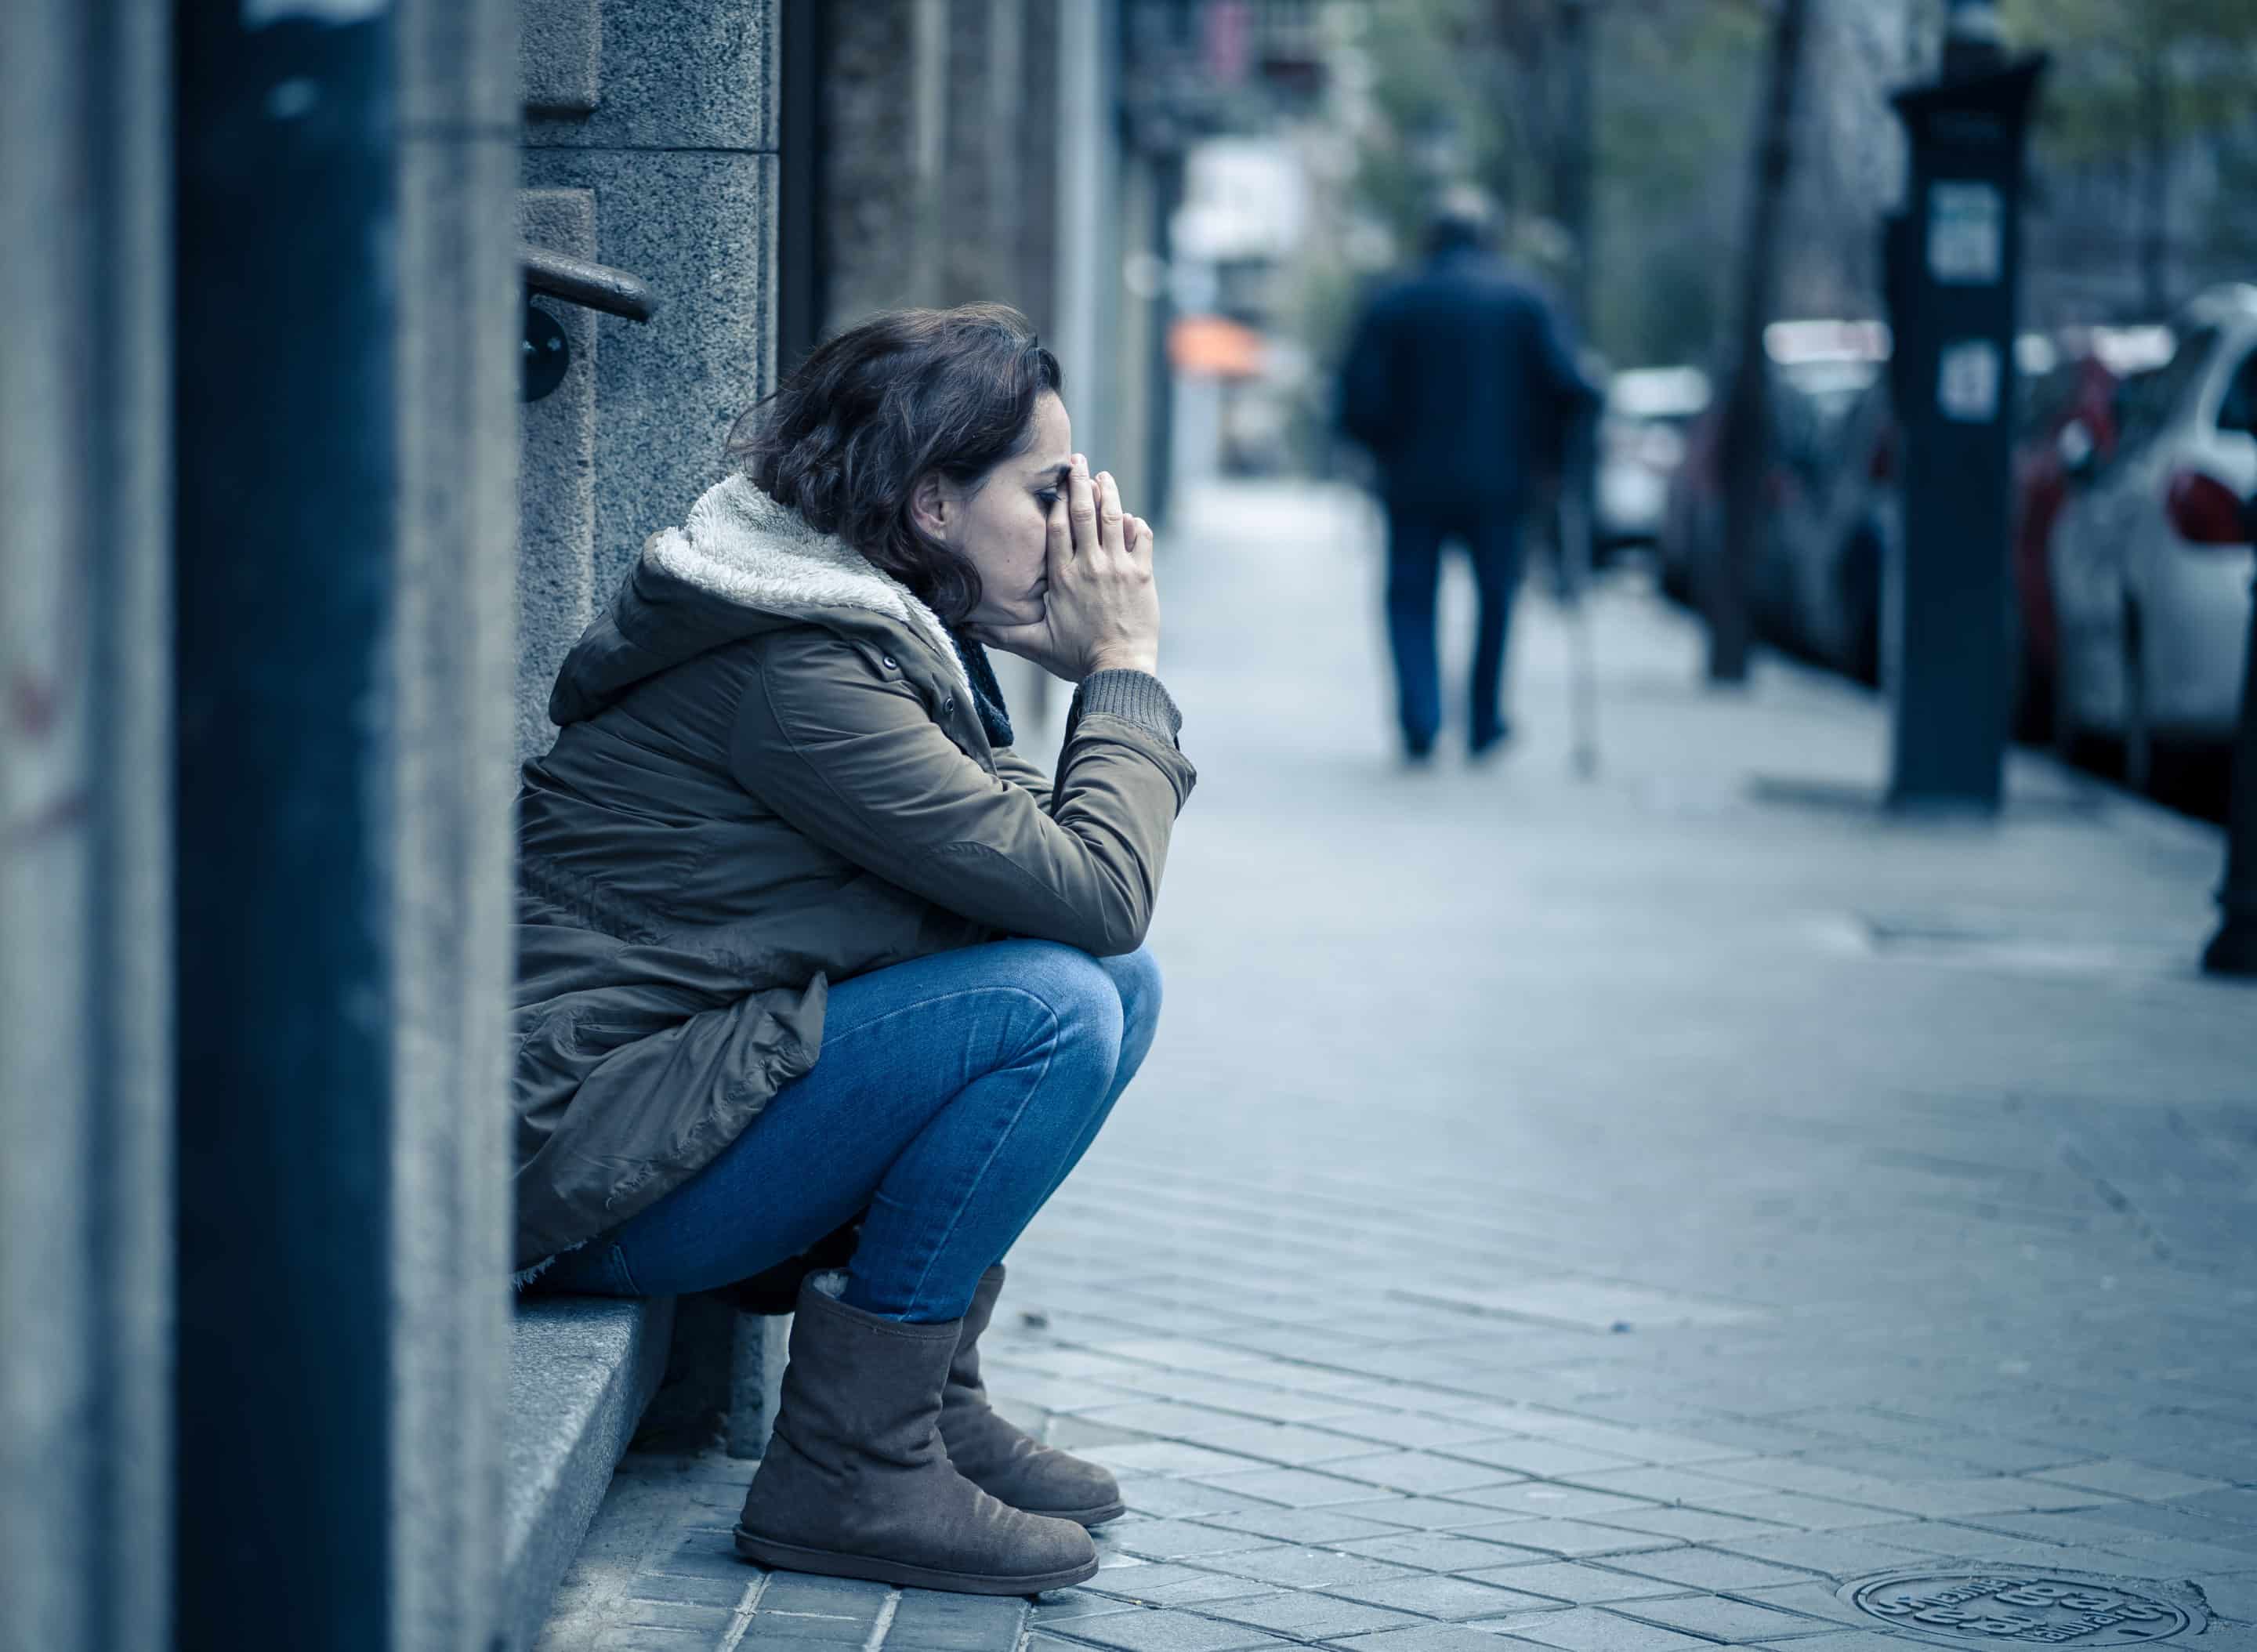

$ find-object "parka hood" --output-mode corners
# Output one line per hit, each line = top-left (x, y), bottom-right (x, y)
(548, 473), (971, 726)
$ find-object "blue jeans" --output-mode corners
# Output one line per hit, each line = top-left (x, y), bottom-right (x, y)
(1385, 502), (1525, 752)
(538, 940), (1159, 1322)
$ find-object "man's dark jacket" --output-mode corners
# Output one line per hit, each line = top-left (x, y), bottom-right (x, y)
(1338, 246), (1597, 511)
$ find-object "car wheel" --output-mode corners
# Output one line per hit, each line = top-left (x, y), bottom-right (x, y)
(2122, 596), (2151, 794)
(2009, 630), (2053, 744)
(1839, 526), (1882, 686)
(2052, 630), (2089, 765)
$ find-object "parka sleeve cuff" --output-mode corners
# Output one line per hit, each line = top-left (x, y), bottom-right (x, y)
(1070, 669), (1183, 745)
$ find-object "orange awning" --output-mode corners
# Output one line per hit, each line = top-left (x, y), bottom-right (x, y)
(1168, 314), (1266, 379)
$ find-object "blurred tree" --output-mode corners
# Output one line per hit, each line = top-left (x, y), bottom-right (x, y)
(1711, 0), (1810, 684)
(2003, 0), (2257, 314)
(1314, 0), (1770, 368)
(1592, 2), (1766, 366)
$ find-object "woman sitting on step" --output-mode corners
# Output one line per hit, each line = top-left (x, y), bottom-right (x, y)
(512, 305), (1193, 1596)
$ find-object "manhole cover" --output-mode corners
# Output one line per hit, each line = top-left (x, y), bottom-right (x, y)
(1840, 1569), (2201, 1647)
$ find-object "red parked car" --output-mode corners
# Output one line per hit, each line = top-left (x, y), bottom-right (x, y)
(2009, 350), (2123, 736)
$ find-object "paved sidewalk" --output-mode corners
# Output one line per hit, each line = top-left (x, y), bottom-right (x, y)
(537, 482), (2257, 1652)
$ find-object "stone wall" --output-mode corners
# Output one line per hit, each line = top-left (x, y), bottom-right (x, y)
(821, 0), (1066, 341)
(521, 0), (781, 760)
(0, 4), (172, 1648)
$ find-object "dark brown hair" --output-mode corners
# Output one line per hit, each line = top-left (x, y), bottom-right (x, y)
(726, 303), (1063, 625)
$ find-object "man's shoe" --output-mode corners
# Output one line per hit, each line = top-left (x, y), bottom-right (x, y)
(734, 1278), (1098, 1595)
(941, 1264), (1126, 1526)
(1469, 720), (1514, 761)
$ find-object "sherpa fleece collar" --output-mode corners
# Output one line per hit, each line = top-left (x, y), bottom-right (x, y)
(643, 473), (972, 699)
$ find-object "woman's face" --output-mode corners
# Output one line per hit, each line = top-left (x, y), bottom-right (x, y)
(920, 392), (1073, 631)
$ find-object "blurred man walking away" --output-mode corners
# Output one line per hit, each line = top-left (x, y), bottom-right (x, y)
(1338, 195), (1599, 763)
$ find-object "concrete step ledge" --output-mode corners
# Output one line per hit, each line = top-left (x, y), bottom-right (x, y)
(499, 1295), (676, 1652)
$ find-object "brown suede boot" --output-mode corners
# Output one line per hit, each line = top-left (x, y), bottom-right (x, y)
(734, 1278), (1098, 1595)
(940, 1264), (1126, 1527)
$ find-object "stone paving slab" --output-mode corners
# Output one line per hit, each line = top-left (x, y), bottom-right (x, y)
(540, 485), (2257, 1652)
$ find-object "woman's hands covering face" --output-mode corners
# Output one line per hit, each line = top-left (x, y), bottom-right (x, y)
(976, 455), (1161, 684)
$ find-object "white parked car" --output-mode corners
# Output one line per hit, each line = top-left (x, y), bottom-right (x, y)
(2050, 283), (2257, 773)
(1596, 366), (1709, 552)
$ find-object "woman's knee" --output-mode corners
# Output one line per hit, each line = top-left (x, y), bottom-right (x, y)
(985, 940), (1125, 1065)
(1098, 945), (1163, 1043)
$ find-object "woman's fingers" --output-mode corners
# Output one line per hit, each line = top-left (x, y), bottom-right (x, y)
(1045, 460), (1075, 574)
(1123, 513), (1151, 560)
(1067, 453), (1101, 563)
(1096, 471), (1127, 561)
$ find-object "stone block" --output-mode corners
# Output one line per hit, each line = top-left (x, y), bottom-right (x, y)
(1201, 1507), (1429, 1547)
(1118, 1477), (1282, 1521)
(1194, 1466), (1404, 1508)
(728, 1309), (790, 1459)
(2034, 1460), (2235, 1502)
(1599, 1550), (1817, 1593)
(885, 1588), (1034, 1651)
(1456, 1563), (1685, 1605)
(516, 186), (600, 765)
(1108, 1574), (1278, 1610)
(517, 147), (778, 603)
(1099, 1518), (1278, 1563)
(521, 0), (600, 116)
(630, 1571), (747, 1608)
(1589, 1509), (1790, 1545)
(592, 1629), (716, 1652)
(1328, 1574), (1575, 1622)
(524, 0), (776, 151)
(1330, 1625), (1552, 1652)
(1611, 1596), (1842, 1643)
(755, 1571), (890, 1617)
(1484, 1604), (1719, 1652)
(1331, 1533), (1567, 1576)
(636, 1293), (790, 1461)
(501, 1296), (677, 1652)
(1708, 1533), (1935, 1581)
(618, 1599), (736, 1634)
(744, 1613), (872, 1643)
(1189, 1546), (1418, 1592)
(1038, 1608), (1282, 1652)
(1031, 1592), (1147, 1626)
(1203, 1593), (1425, 1639)
(1328, 1451), (1527, 1497)
(1478, 1520), (1688, 1560)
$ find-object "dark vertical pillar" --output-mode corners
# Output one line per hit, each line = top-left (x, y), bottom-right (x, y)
(1884, 52), (2045, 812)
(778, 0), (828, 375)
(172, 9), (397, 1648)
(1707, 0), (1807, 684)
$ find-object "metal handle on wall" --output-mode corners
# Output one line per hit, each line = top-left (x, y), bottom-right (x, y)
(520, 243), (658, 323)
(520, 244), (657, 401)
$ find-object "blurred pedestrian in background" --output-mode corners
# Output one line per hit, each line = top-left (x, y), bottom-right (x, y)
(1337, 191), (1599, 763)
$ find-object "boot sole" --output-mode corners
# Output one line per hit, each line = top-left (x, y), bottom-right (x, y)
(732, 1526), (1099, 1596)
(1041, 1499), (1126, 1528)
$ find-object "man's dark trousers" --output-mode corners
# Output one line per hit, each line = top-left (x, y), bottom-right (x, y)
(1384, 498), (1524, 755)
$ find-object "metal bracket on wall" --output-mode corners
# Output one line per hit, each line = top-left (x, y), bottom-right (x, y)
(520, 242), (658, 401)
